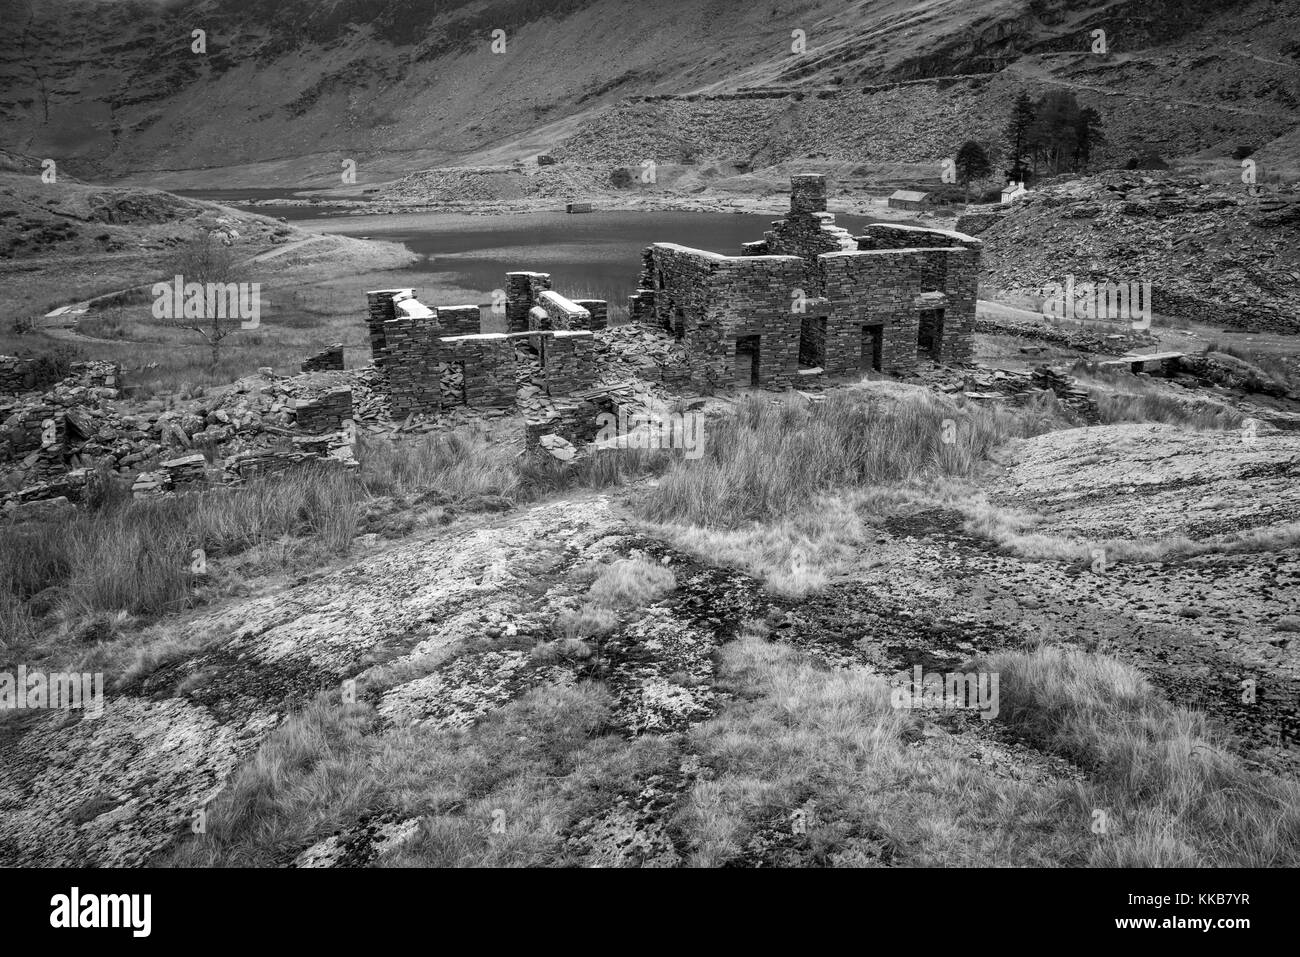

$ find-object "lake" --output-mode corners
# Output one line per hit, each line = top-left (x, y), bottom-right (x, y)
(361, 209), (889, 309)
(184, 194), (891, 313)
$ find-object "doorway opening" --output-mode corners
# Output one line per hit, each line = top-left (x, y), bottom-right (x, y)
(735, 335), (761, 386)
(862, 325), (883, 372)
(798, 315), (826, 369)
(918, 308), (945, 359)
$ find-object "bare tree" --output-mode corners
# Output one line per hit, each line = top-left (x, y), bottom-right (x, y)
(162, 232), (246, 367)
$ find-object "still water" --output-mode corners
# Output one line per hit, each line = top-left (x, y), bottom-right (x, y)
(371, 210), (881, 307)
(183, 192), (884, 308)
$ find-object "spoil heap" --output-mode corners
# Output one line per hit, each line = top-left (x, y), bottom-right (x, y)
(978, 172), (1300, 333)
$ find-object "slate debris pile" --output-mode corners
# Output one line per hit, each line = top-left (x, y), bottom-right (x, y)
(4, 315), (704, 510)
(979, 172), (1300, 334)
(1027, 366), (1103, 422)
(2, 365), (368, 515)
(929, 364), (1101, 424)
(594, 324), (692, 386)
(973, 312), (1156, 355)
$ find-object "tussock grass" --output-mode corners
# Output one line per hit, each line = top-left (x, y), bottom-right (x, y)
(1, 423), (672, 673)
(982, 644), (1300, 866)
(1073, 363), (1247, 430)
(357, 430), (521, 501)
(587, 556), (677, 609)
(658, 491), (879, 597)
(677, 633), (1077, 867)
(643, 390), (1053, 528)
(554, 554), (677, 672)
(1091, 391), (1244, 430)
(1, 467), (357, 650)
(641, 390), (1061, 596)
(158, 589), (1296, 867)
(680, 634), (1300, 867)
(554, 607), (617, 642)
(163, 696), (385, 867)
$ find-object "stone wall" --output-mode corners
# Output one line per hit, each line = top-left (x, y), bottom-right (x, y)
(541, 331), (597, 396)
(955, 209), (1005, 235)
(437, 305), (481, 337)
(629, 288), (657, 324)
(820, 249), (925, 376)
(935, 247), (980, 364)
(525, 397), (605, 452)
(632, 178), (984, 385)
(159, 453), (207, 491)
(720, 256), (806, 387)
(571, 299), (609, 331)
(302, 343), (344, 373)
(855, 223), (983, 252)
(294, 388), (353, 434)
(1, 357), (122, 397)
(789, 174), (829, 215)
(1, 403), (63, 462)
(68, 361), (122, 390)
(394, 296), (436, 321)
(537, 290), (592, 331)
(761, 174), (857, 274)
(645, 243), (806, 390)
(506, 271), (553, 333)
(365, 289), (414, 367)
(437, 334), (517, 408)
(0, 356), (63, 396)
(383, 317), (443, 415)
(644, 243), (724, 386)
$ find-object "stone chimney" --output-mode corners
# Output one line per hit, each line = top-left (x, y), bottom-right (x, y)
(789, 174), (828, 215)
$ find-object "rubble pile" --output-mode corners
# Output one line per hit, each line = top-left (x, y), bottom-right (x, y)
(979, 172), (1300, 333)
(1, 364), (371, 516)
(594, 325), (692, 386)
(973, 313), (1156, 355)
(930, 364), (1101, 424)
(1027, 366), (1103, 422)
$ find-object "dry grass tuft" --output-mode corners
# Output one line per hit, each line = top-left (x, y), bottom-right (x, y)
(982, 644), (1300, 866)
(642, 390), (1054, 529)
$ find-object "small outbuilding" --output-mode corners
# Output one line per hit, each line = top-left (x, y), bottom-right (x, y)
(887, 189), (931, 211)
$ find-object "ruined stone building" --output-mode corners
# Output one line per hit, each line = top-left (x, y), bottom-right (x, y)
(357, 175), (980, 420)
(363, 278), (605, 417)
(629, 175), (982, 389)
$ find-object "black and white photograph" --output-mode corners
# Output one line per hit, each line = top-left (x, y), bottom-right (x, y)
(0, 0), (1295, 933)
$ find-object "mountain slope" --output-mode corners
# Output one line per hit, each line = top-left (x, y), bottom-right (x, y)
(0, 0), (1296, 187)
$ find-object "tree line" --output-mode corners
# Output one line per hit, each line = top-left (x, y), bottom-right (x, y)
(950, 90), (1106, 200)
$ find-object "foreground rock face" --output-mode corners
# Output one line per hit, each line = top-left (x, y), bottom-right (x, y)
(985, 424), (1300, 765)
(2, 422), (1296, 866)
(996, 423), (1300, 542)
(0, 496), (760, 866)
